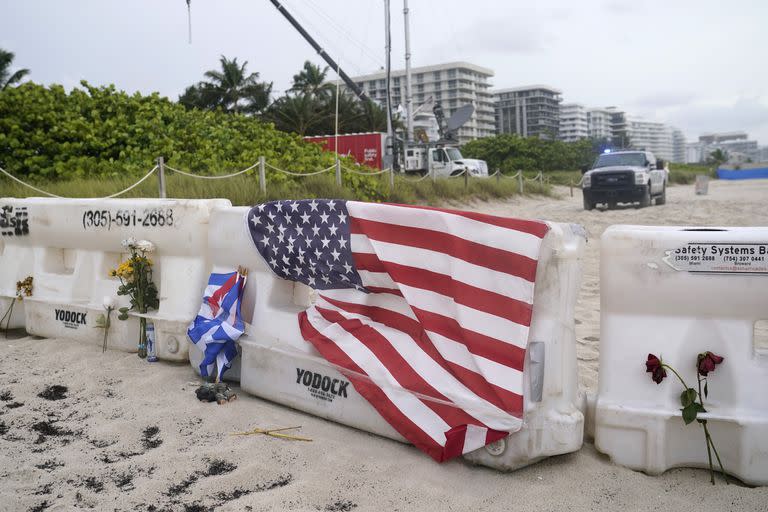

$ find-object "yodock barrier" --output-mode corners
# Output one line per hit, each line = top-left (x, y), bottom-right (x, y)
(595, 225), (768, 486)
(190, 206), (586, 471)
(0, 197), (230, 361)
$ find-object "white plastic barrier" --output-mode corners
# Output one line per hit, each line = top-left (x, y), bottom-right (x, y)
(0, 197), (230, 361)
(595, 225), (768, 486)
(190, 206), (586, 471)
(0, 202), (34, 329)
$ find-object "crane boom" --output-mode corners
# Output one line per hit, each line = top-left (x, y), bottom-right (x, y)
(268, 0), (371, 103)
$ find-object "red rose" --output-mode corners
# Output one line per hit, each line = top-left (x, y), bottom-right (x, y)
(697, 352), (724, 376)
(646, 353), (667, 384)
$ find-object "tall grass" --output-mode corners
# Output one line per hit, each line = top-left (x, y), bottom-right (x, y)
(667, 163), (715, 185)
(1, 171), (551, 206)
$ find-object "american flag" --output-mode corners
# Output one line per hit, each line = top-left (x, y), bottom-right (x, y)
(187, 271), (247, 381)
(247, 199), (548, 462)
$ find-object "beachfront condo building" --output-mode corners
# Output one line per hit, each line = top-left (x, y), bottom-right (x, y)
(348, 62), (496, 145)
(493, 85), (562, 140)
(559, 103), (589, 142)
(587, 108), (614, 141)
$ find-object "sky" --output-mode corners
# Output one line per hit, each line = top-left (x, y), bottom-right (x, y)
(1, 0), (767, 144)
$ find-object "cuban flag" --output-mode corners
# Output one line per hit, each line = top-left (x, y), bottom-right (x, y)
(187, 270), (247, 381)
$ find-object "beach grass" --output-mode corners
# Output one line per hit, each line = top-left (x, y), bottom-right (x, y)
(1, 171), (551, 206)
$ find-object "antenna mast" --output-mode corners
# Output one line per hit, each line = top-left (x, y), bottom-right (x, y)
(384, 0), (396, 171)
(403, 0), (413, 145)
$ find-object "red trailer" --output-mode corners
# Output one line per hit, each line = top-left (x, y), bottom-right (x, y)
(304, 132), (387, 169)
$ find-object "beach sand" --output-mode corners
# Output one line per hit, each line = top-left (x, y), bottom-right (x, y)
(1, 179), (767, 511)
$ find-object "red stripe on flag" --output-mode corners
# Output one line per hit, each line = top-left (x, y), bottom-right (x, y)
(315, 307), (486, 428)
(354, 253), (387, 273)
(364, 286), (403, 297)
(299, 311), (447, 461)
(382, 202), (549, 238)
(350, 217), (539, 282)
(318, 295), (524, 415)
(207, 273), (237, 317)
(354, 255), (533, 326)
(411, 306), (526, 371)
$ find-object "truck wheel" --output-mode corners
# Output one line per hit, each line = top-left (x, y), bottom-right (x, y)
(638, 185), (651, 208)
(656, 185), (666, 205)
(583, 196), (595, 211)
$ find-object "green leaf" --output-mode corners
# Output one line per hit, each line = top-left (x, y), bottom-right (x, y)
(117, 312), (129, 321)
(680, 388), (697, 408)
(118, 307), (129, 313)
(682, 404), (698, 425)
(681, 403), (706, 425)
(94, 313), (106, 328)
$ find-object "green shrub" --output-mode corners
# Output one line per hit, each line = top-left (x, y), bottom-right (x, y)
(0, 81), (372, 191)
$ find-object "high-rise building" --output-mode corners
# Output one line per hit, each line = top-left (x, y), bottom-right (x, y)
(559, 103), (588, 142)
(586, 108), (614, 141)
(623, 117), (674, 162)
(348, 62), (495, 145)
(587, 106), (684, 162)
(672, 129), (686, 164)
(493, 85), (562, 140)
(687, 132), (763, 163)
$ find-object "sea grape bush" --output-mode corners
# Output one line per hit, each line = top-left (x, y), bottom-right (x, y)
(0, 81), (379, 195)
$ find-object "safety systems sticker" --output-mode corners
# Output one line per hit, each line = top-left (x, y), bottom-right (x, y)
(664, 243), (768, 274)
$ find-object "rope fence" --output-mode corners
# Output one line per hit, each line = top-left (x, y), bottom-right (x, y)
(103, 165), (158, 198)
(165, 163), (257, 180)
(265, 162), (335, 177)
(1, 157), (557, 199)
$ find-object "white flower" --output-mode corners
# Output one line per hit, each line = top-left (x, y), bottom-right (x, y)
(121, 237), (137, 249)
(103, 296), (117, 310)
(136, 240), (155, 253)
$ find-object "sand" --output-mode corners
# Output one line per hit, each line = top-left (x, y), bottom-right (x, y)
(2, 179), (768, 512)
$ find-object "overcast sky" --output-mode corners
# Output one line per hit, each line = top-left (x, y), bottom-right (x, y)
(2, 0), (767, 144)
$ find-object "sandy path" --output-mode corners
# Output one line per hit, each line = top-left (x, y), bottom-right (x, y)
(1, 179), (767, 512)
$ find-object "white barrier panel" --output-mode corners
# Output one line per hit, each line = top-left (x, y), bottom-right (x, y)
(0, 197), (230, 361)
(190, 207), (586, 471)
(595, 225), (768, 486)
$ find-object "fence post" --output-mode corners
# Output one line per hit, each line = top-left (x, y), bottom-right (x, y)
(157, 156), (166, 198)
(570, 181), (574, 197)
(431, 165), (435, 182)
(258, 156), (266, 194)
(518, 170), (523, 194)
(496, 169), (500, 184)
(335, 159), (342, 187)
(539, 172), (544, 185)
(464, 169), (468, 189)
(389, 167), (394, 191)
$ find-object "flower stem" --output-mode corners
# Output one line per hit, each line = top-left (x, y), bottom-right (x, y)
(696, 375), (715, 484)
(702, 420), (715, 484)
(662, 363), (689, 389)
(1, 298), (16, 338)
(102, 307), (112, 353)
(706, 425), (730, 485)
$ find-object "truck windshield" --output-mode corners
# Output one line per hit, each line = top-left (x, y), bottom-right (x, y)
(594, 153), (646, 168)
(445, 148), (462, 161)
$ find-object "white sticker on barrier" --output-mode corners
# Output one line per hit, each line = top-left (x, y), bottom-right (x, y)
(663, 243), (768, 274)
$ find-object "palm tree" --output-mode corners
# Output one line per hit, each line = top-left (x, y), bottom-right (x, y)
(0, 49), (30, 90)
(179, 55), (272, 114)
(290, 61), (333, 98)
(266, 93), (327, 136)
(707, 148), (728, 168)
